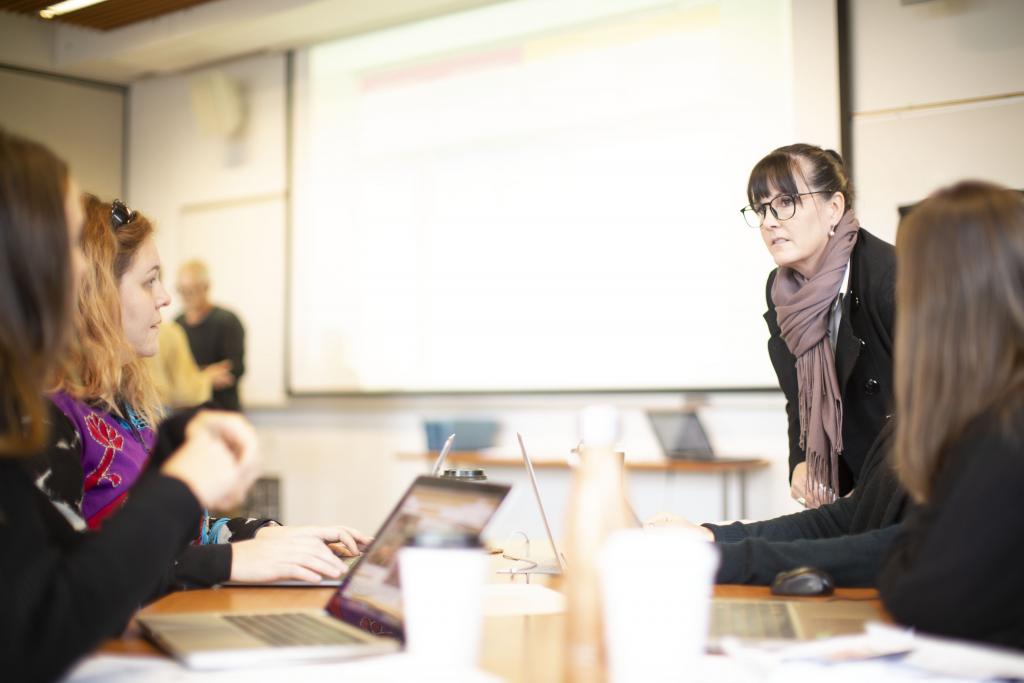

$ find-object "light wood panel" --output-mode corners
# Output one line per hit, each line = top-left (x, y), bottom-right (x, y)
(0, 0), (219, 31)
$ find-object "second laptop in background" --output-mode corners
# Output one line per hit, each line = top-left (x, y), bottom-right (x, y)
(647, 410), (716, 461)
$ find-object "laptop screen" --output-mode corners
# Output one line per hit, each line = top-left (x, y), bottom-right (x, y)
(647, 410), (714, 459)
(325, 475), (510, 639)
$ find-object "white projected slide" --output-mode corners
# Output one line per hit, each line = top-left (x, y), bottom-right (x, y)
(291, 0), (839, 392)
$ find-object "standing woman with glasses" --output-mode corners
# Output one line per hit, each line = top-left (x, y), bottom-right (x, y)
(34, 194), (369, 587)
(0, 129), (259, 682)
(742, 144), (895, 507)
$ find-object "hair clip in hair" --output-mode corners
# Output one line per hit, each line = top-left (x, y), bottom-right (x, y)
(110, 199), (137, 231)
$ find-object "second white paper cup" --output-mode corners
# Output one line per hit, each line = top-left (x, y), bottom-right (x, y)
(600, 527), (720, 682)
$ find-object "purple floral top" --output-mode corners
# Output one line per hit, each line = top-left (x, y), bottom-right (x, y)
(48, 392), (155, 528)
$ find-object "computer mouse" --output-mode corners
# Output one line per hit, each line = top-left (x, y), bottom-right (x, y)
(770, 566), (835, 596)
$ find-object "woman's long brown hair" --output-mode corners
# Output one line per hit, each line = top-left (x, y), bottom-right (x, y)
(0, 129), (72, 456)
(894, 181), (1024, 502)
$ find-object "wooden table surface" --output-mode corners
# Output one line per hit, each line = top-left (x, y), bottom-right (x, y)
(101, 584), (883, 682)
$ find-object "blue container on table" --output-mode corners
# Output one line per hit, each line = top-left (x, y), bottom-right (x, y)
(424, 420), (499, 452)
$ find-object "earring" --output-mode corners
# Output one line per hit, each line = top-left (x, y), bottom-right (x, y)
(828, 225), (836, 237)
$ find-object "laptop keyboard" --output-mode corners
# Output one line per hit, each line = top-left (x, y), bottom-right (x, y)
(709, 601), (796, 640)
(225, 613), (363, 647)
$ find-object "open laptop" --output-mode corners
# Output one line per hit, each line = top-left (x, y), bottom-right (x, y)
(498, 434), (641, 577)
(647, 410), (716, 461)
(498, 433), (568, 576)
(138, 475), (511, 669)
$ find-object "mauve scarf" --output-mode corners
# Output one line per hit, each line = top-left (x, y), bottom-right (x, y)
(771, 210), (860, 504)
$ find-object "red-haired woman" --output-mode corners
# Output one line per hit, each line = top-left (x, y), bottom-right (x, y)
(35, 195), (369, 587)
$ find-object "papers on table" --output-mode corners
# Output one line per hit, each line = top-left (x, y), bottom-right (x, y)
(64, 653), (502, 683)
(721, 622), (1024, 682)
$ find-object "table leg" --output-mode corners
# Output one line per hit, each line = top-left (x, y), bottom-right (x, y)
(739, 470), (748, 519)
(721, 471), (730, 520)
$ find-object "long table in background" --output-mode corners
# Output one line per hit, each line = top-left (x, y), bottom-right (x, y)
(399, 451), (771, 519)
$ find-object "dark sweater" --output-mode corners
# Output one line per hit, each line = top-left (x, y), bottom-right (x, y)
(29, 405), (272, 591)
(706, 418), (910, 586)
(879, 406), (1024, 650)
(176, 306), (245, 412)
(0, 455), (201, 682)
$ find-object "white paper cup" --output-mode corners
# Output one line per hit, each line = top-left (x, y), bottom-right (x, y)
(600, 527), (720, 682)
(399, 544), (489, 667)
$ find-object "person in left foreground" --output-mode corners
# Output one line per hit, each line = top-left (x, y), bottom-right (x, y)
(0, 128), (259, 682)
(878, 181), (1024, 650)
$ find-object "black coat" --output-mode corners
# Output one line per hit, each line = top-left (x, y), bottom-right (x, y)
(764, 228), (896, 495)
(176, 307), (246, 412)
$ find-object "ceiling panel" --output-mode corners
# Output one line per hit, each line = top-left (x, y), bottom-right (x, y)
(0, 0), (220, 31)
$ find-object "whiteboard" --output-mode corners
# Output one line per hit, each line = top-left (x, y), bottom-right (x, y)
(290, 0), (840, 393)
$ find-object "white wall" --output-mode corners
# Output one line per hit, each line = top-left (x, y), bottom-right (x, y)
(850, 0), (1024, 242)
(0, 14), (124, 196)
(0, 67), (124, 199)
(129, 53), (288, 406)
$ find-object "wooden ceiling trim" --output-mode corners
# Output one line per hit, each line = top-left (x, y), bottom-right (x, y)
(0, 1), (50, 12)
(0, 0), (219, 31)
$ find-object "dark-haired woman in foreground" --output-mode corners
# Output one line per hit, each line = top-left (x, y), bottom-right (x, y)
(0, 128), (260, 682)
(743, 143), (895, 507)
(880, 181), (1024, 649)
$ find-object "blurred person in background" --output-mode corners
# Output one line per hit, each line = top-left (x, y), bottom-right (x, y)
(146, 319), (231, 409)
(176, 259), (246, 411)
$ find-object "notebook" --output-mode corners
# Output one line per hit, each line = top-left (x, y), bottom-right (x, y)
(138, 475), (511, 669)
(707, 598), (880, 650)
(647, 410), (716, 461)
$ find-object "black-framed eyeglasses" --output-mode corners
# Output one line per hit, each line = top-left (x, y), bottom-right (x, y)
(740, 191), (830, 229)
(111, 199), (137, 231)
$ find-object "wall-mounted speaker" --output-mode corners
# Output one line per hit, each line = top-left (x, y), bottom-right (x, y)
(188, 70), (246, 138)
